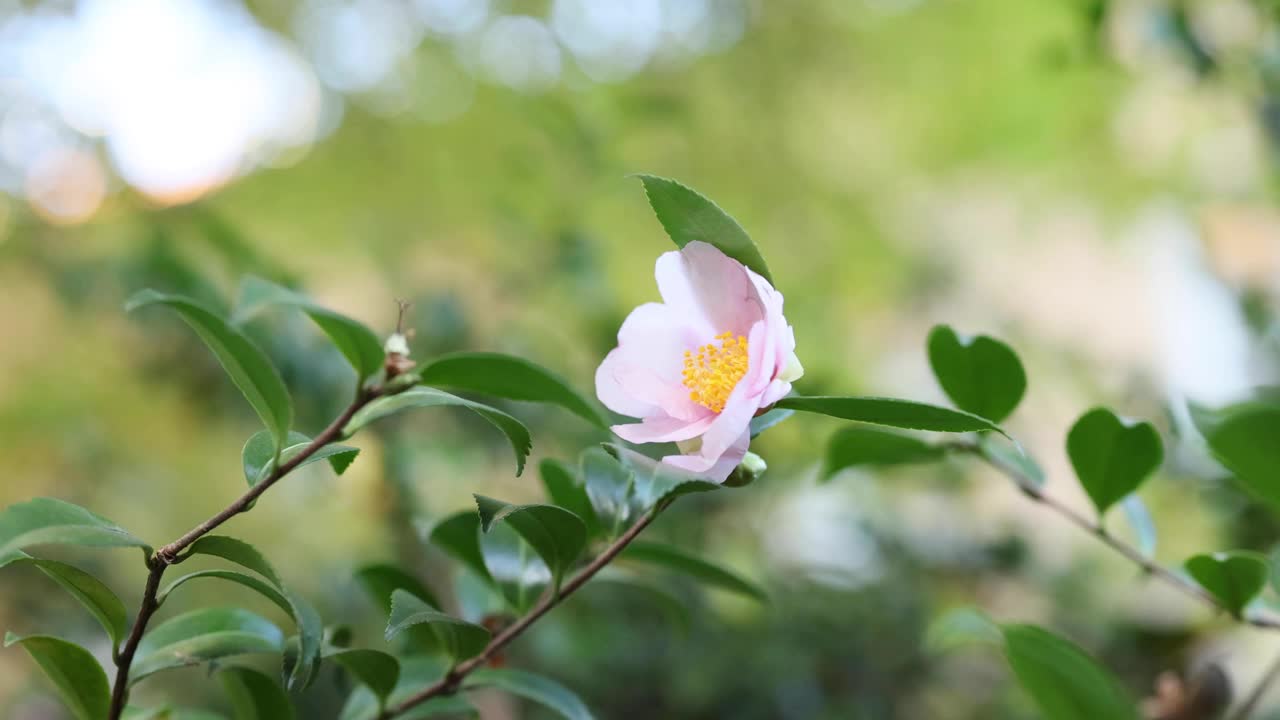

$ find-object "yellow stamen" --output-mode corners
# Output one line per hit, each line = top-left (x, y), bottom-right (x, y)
(681, 332), (749, 413)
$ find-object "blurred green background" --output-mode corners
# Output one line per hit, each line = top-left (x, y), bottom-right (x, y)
(2, 0), (1280, 717)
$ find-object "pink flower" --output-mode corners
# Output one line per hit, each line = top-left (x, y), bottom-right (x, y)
(595, 241), (803, 482)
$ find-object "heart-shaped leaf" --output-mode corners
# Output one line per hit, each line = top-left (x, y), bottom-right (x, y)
(541, 459), (602, 538)
(4, 633), (110, 720)
(326, 649), (400, 709)
(775, 396), (1006, 435)
(220, 666), (295, 720)
(465, 668), (595, 720)
(424, 512), (492, 585)
(419, 352), (605, 428)
(130, 607), (284, 684)
(1192, 400), (1280, 508)
(181, 536), (322, 689)
(126, 290), (292, 451)
(621, 541), (766, 603)
(1002, 624), (1138, 720)
(386, 590), (490, 662)
(1066, 408), (1163, 516)
(927, 325), (1027, 423)
(1, 552), (127, 652)
(233, 276), (385, 381)
(635, 174), (773, 285)
(474, 496), (587, 590)
(345, 387), (531, 475)
(822, 425), (944, 480)
(1185, 551), (1268, 617)
(242, 430), (358, 488)
(355, 564), (441, 614)
(0, 497), (149, 558)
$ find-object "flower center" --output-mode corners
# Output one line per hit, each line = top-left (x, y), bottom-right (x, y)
(682, 332), (749, 413)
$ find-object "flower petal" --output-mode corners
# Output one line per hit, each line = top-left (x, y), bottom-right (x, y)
(662, 427), (751, 483)
(655, 242), (765, 338)
(612, 414), (717, 444)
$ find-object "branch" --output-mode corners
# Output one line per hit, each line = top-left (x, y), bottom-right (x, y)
(957, 442), (1280, 631)
(381, 505), (665, 718)
(107, 386), (384, 720)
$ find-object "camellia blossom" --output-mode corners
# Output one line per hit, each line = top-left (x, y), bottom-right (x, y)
(595, 241), (803, 482)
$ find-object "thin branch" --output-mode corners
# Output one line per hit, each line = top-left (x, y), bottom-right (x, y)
(107, 387), (384, 720)
(1230, 651), (1280, 720)
(381, 506), (665, 719)
(957, 442), (1280, 631)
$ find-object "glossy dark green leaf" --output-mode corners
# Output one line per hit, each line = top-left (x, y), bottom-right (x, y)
(540, 459), (602, 538)
(326, 649), (400, 708)
(606, 446), (721, 510)
(355, 564), (440, 614)
(927, 325), (1027, 423)
(465, 668), (595, 720)
(131, 608), (284, 684)
(1001, 624), (1139, 720)
(161, 570), (291, 616)
(481, 521), (548, 612)
(419, 352), (605, 428)
(580, 448), (634, 533)
(1066, 408), (1163, 516)
(220, 666), (294, 720)
(0, 552), (127, 651)
(183, 536), (279, 583)
(345, 387), (531, 475)
(424, 512), (492, 584)
(233, 276), (385, 381)
(4, 633), (110, 720)
(1185, 551), (1268, 617)
(1192, 401), (1280, 509)
(822, 425), (944, 480)
(126, 290), (292, 450)
(474, 496), (586, 589)
(621, 541), (766, 603)
(0, 497), (149, 558)
(339, 656), (474, 720)
(635, 174), (772, 285)
(749, 408), (794, 438)
(242, 430), (359, 488)
(776, 396), (1006, 435)
(386, 590), (490, 662)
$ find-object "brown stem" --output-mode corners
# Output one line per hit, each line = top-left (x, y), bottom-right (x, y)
(960, 442), (1280, 631)
(107, 387), (384, 720)
(381, 506), (664, 718)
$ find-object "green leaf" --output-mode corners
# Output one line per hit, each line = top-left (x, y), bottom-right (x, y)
(606, 446), (721, 510)
(1066, 408), (1163, 516)
(924, 607), (1002, 654)
(355, 564), (441, 614)
(634, 174), (772, 285)
(126, 290), (292, 450)
(465, 668), (595, 720)
(978, 436), (1046, 489)
(1120, 496), (1157, 560)
(822, 425), (944, 480)
(0, 497), (149, 558)
(620, 541), (766, 603)
(580, 448), (634, 533)
(424, 513), (492, 585)
(0, 552), (127, 652)
(131, 608), (284, 684)
(1185, 551), (1268, 617)
(1192, 401), (1280, 508)
(4, 633), (110, 720)
(1001, 624), (1139, 720)
(345, 387), (531, 475)
(386, 590), (490, 662)
(587, 569), (691, 636)
(233, 276), (385, 381)
(326, 649), (400, 709)
(540, 459), (602, 538)
(481, 521), (548, 613)
(179, 535), (324, 689)
(160, 570), (291, 616)
(926, 325), (1027, 423)
(242, 430), (359, 488)
(474, 496), (587, 590)
(339, 656), (474, 720)
(219, 666), (294, 720)
(775, 396), (1006, 435)
(419, 352), (605, 428)
(749, 408), (794, 438)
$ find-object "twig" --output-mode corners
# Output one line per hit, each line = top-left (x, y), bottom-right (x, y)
(955, 442), (1280, 631)
(1230, 651), (1280, 720)
(106, 387), (384, 720)
(380, 506), (664, 718)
